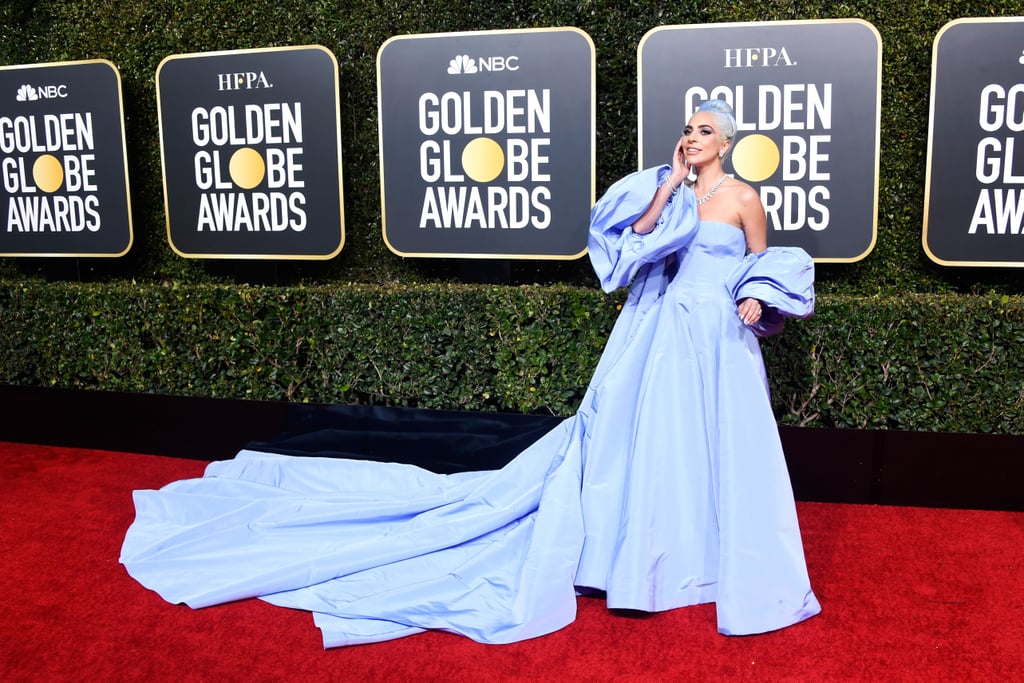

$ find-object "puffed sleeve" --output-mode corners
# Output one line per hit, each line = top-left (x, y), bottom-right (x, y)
(726, 247), (815, 338)
(588, 165), (699, 293)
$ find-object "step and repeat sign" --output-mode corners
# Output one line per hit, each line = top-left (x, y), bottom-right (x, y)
(377, 27), (595, 259)
(157, 45), (344, 259)
(639, 19), (881, 262)
(923, 17), (1024, 267)
(0, 60), (132, 257)
(12, 19), (1017, 269)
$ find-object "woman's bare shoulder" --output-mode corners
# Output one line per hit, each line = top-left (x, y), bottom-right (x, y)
(727, 177), (760, 204)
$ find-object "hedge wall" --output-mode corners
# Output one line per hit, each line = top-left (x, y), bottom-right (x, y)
(4, 282), (1023, 434)
(1, 1), (1023, 434)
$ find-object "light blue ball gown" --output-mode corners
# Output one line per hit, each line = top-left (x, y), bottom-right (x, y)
(121, 165), (821, 647)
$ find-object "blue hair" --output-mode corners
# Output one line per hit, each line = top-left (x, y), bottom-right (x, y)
(696, 99), (737, 141)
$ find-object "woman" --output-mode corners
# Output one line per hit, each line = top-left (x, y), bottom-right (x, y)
(580, 98), (820, 629)
(121, 100), (820, 647)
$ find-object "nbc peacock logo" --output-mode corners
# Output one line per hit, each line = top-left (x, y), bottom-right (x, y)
(447, 55), (478, 75)
(16, 84), (39, 101)
(447, 54), (520, 75)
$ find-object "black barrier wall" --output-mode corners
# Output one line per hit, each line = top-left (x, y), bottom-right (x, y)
(2, 385), (1021, 512)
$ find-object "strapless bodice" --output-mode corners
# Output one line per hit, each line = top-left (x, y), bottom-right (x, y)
(669, 221), (747, 291)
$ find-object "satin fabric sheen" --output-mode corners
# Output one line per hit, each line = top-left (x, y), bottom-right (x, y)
(121, 165), (821, 646)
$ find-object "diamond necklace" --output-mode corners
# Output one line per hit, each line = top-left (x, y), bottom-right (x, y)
(695, 175), (727, 205)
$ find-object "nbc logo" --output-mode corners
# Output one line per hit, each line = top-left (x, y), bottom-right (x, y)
(448, 55), (478, 75)
(16, 84), (39, 101)
(447, 54), (520, 75)
(15, 83), (68, 100)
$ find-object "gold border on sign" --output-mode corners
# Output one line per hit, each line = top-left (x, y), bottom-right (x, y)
(376, 27), (596, 260)
(0, 58), (134, 258)
(156, 44), (345, 260)
(922, 16), (1024, 268)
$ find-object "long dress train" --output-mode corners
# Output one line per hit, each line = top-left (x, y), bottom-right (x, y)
(121, 165), (821, 646)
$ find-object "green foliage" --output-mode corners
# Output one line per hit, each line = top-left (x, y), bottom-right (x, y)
(2, 2), (1024, 434)
(762, 293), (1024, 433)
(4, 279), (1023, 433)
(0, 279), (622, 415)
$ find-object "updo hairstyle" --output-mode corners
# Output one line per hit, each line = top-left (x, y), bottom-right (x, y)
(696, 99), (737, 142)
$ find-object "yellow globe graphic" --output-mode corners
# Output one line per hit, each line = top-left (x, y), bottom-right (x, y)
(731, 134), (780, 183)
(33, 154), (64, 193)
(461, 137), (504, 183)
(229, 147), (266, 190)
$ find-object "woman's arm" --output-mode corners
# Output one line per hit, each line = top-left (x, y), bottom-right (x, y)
(632, 136), (689, 235)
(736, 183), (769, 326)
(736, 183), (768, 254)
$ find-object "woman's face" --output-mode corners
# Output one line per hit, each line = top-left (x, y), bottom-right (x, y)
(681, 111), (729, 167)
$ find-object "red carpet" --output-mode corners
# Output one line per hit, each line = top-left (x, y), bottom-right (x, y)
(1, 441), (1022, 681)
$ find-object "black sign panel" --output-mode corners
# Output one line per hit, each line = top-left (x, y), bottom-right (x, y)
(0, 60), (132, 257)
(924, 17), (1024, 267)
(640, 20), (881, 262)
(158, 46), (344, 259)
(378, 28), (595, 259)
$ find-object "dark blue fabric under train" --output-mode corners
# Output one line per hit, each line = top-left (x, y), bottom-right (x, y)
(121, 165), (821, 647)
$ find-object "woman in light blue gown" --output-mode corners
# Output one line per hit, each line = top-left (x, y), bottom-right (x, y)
(121, 100), (821, 647)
